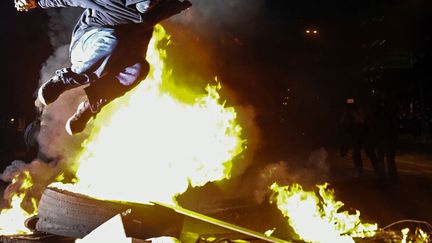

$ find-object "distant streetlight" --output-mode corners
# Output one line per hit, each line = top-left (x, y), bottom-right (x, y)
(305, 28), (319, 36)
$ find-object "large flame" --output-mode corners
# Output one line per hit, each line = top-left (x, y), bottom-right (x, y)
(53, 25), (245, 205)
(0, 171), (36, 235)
(271, 183), (378, 243)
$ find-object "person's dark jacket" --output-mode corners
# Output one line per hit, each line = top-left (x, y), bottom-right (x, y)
(36, 0), (191, 49)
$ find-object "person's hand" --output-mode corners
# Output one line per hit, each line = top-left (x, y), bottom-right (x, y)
(14, 0), (37, 12)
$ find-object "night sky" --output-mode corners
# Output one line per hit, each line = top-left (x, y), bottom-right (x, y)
(1, 0), (431, 147)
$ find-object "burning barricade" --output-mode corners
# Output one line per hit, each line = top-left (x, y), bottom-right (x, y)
(1, 25), (431, 243)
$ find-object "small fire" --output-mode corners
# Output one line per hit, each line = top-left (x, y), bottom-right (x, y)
(271, 183), (378, 243)
(0, 171), (37, 235)
(401, 227), (430, 243)
(53, 25), (245, 205)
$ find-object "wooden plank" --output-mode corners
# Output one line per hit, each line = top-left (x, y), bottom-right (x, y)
(153, 202), (296, 243)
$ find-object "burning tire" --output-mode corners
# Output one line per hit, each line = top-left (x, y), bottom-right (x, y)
(36, 187), (184, 239)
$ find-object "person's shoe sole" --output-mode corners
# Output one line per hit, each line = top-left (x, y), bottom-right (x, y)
(37, 81), (50, 106)
(65, 114), (91, 136)
(65, 116), (75, 136)
(65, 101), (94, 136)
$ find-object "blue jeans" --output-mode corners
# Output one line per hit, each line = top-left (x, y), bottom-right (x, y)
(56, 27), (152, 112)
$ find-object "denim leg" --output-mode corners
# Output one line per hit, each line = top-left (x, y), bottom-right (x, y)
(82, 28), (153, 113)
(54, 27), (152, 113)
(71, 28), (120, 78)
(56, 28), (120, 85)
(84, 57), (150, 113)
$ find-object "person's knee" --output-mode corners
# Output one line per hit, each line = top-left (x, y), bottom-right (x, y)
(135, 59), (150, 82)
(119, 59), (149, 87)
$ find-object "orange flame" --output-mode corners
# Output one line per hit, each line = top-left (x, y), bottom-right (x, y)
(52, 25), (245, 205)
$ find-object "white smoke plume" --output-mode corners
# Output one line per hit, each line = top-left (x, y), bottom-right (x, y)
(39, 45), (70, 85)
(39, 8), (82, 85)
(37, 88), (87, 163)
(36, 8), (85, 163)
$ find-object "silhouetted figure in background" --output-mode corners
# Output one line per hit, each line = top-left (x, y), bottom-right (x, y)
(372, 97), (399, 184)
(23, 118), (41, 162)
(0, 117), (19, 169)
(339, 99), (384, 180)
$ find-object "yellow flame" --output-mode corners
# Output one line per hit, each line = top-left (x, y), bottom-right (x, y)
(264, 228), (276, 237)
(0, 171), (36, 236)
(417, 228), (430, 242)
(53, 25), (245, 205)
(271, 183), (377, 243)
(401, 228), (410, 243)
(0, 195), (33, 236)
(400, 227), (431, 243)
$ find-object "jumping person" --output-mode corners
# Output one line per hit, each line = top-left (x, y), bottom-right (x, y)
(14, 0), (191, 135)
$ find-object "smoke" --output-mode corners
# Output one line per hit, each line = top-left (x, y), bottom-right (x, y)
(36, 8), (84, 162)
(39, 9), (82, 85)
(36, 8), (86, 162)
(171, 0), (265, 37)
(39, 45), (70, 85)
(37, 88), (87, 162)
(1, 160), (64, 213)
(253, 148), (330, 204)
(45, 9), (82, 47)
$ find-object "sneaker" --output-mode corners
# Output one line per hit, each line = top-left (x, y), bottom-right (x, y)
(65, 100), (95, 135)
(38, 75), (72, 106)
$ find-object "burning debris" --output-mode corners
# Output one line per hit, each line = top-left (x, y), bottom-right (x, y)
(1, 4), (432, 243)
(0, 159), (66, 235)
(270, 183), (377, 243)
(400, 227), (431, 243)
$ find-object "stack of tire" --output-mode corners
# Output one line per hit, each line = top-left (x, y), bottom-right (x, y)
(36, 187), (184, 240)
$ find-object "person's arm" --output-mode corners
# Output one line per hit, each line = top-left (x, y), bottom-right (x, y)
(139, 0), (192, 26)
(37, 0), (98, 9)
(14, 0), (99, 11)
(14, 0), (37, 12)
